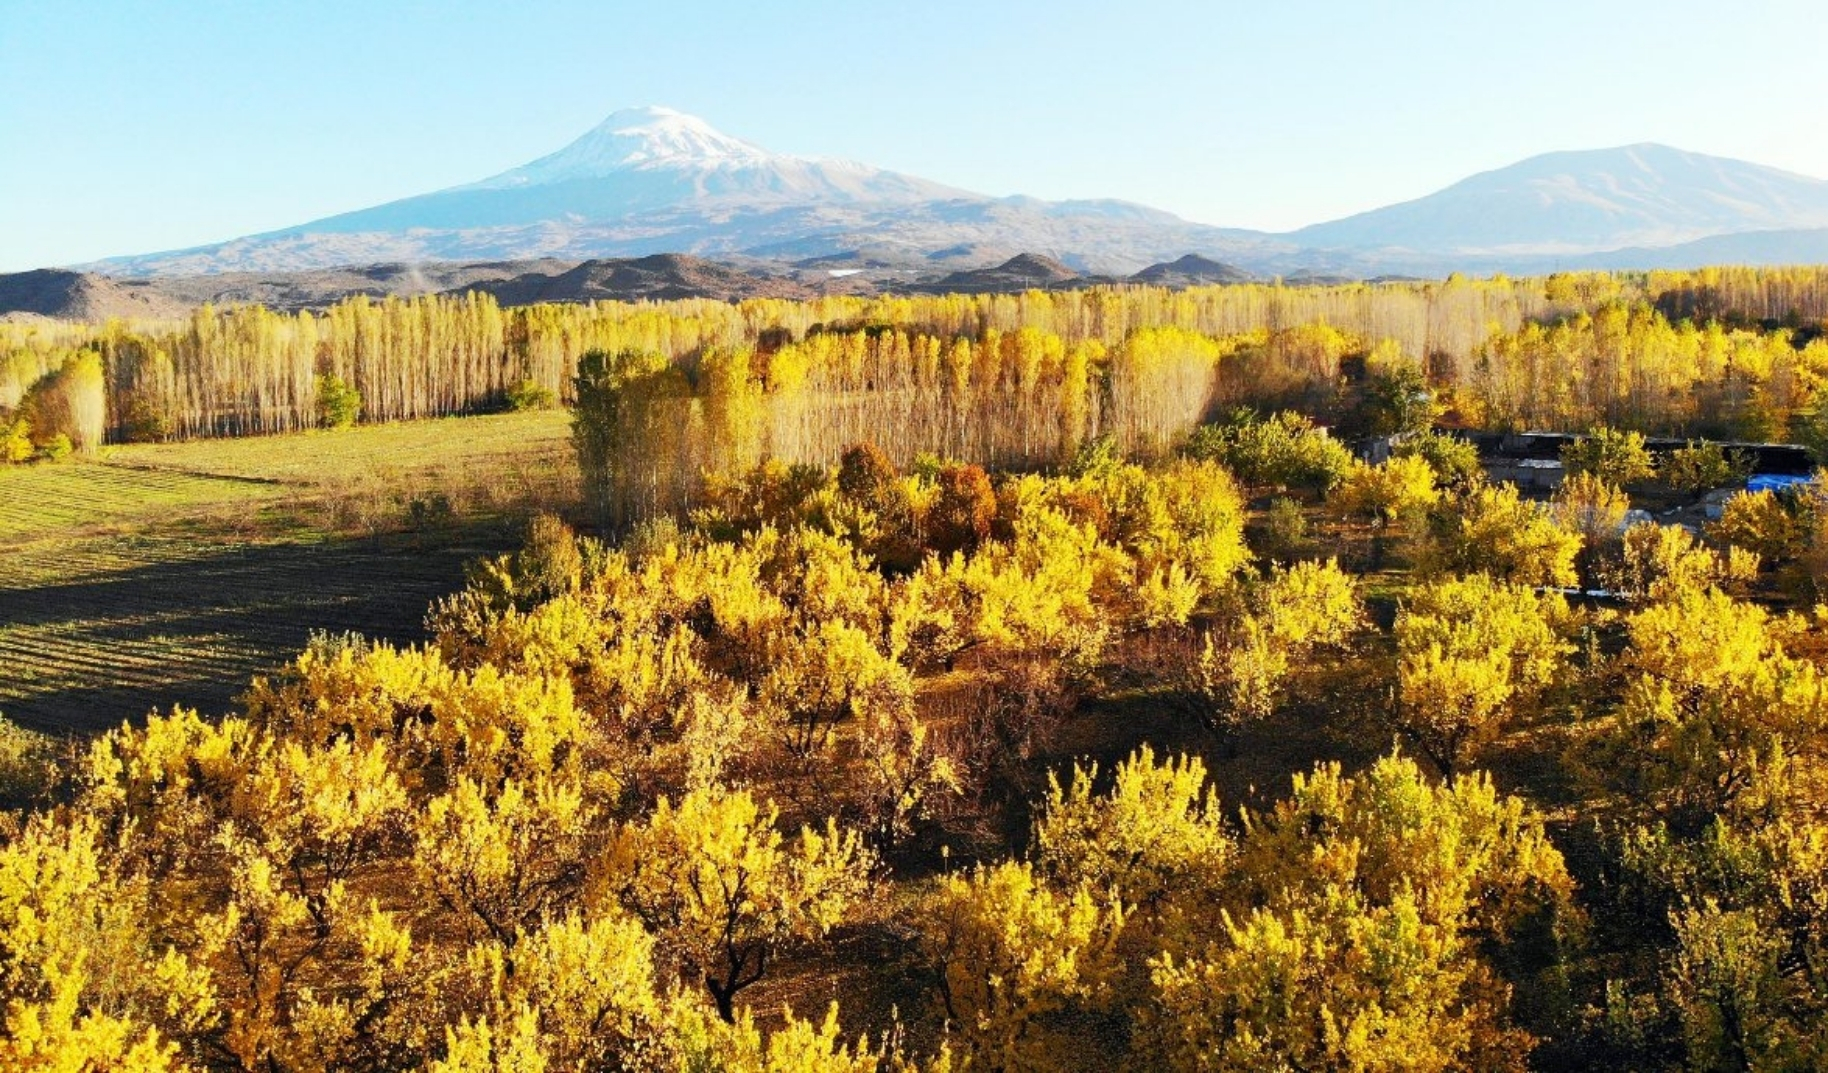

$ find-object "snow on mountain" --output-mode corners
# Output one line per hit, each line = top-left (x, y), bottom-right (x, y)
(475, 106), (774, 183)
(89, 107), (1256, 277)
(78, 112), (1828, 281)
(456, 106), (968, 206)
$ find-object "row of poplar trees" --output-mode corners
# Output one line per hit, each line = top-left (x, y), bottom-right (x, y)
(4, 267), (1828, 450)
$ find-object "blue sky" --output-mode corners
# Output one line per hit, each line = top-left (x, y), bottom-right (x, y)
(3, 0), (1824, 271)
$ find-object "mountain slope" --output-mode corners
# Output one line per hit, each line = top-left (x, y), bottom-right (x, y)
(94, 107), (1267, 278)
(288, 107), (974, 236)
(0, 262), (582, 318)
(72, 114), (1828, 284)
(0, 269), (193, 321)
(1293, 144), (1828, 255)
(1570, 227), (1828, 271)
(454, 254), (816, 304)
(924, 253), (1088, 294)
(1131, 253), (1255, 285)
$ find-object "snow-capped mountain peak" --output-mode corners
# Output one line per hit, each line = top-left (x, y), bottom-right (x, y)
(88, 105), (1828, 281)
(472, 106), (776, 188)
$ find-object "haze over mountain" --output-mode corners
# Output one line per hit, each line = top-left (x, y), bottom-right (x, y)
(76, 108), (1828, 283)
(94, 107), (1262, 278)
(1292, 144), (1828, 256)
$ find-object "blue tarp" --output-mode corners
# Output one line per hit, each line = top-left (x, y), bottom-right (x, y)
(1747, 474), (1815, 494)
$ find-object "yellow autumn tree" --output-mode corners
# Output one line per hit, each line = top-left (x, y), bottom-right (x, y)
(1394, 573), (1572, 773)
(1034, 746), (1230, 909)
(1424, 481), (1581, 587)
(0, 816), (212, 1072)
(1146, 753), (1575, 1072)
(1601, 586), (1828, 823)
(920, 861), (1128, 1071)
(1188, 558), (1362, 733)
(1334, 454), (1441, 529)
(600, 787), (874, 1022)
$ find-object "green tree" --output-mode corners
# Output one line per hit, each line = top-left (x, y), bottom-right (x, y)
(1362, 341), (1443, 437)
(1393, 429), (1484, 490)
(316, 373), (362, 429)
(1660, 440), (1750, 497)
(1561, 426), (1656, 486)
(1184, 410), (1355, 494)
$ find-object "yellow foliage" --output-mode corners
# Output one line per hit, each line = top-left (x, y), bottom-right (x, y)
(921, 861), (1128, 1072)
(1147, 459), (1252, 596)
(1550, 470), (1630, 547)
(1146, 753), (1573, 1071)
(1606, 587), (1828, 820)
(602, 787), (873, 1021)
(1133, 561), (1201, 629)
(1034, 745), (1231, 911)
(856, 705), (961, 848)
(241, 639), (589, 789)
(1149, 893), (1525, 1073)
(422, 662), (586, 784)
(0, 816), (210, 1070)
(765, 618), (912, 761)
(1, 411), (30, 463)
(894, 505), (1115, 670)
(1606, 521), (1756, 602)
(430, 1006), (550, 1073)
(0, 996), (190, 1072)
(242, 640), (447, 751)
(1709, 488), (1803, 564)
(446, 910), (665, 1069)
(279, 902), (422, 1069)
(83, 708), (269, 872)
(1237, 753), (1574, 938)
(1425, 481), (1581, 587)
(1194, 618), (1289, 729)
(583, 622), (714, 747)
(1256, 557), (1362, 650)
(1334, 454), (1441, 526)
(1623, 585), (1777, 692)
(670, 1003), (888, 1073)
(1190, 559), (1361, 730)
(1395, 573), (1571, 772)
(414, 774), (595, 946)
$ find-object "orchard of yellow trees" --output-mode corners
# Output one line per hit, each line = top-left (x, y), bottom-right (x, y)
(9, 412), (1828, 1069)
(11, 267), (1828, 1069)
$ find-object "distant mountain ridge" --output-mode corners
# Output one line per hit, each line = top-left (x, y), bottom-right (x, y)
(64, 108), (1828, 284)
(93, 107), (1262, 278)
(457, 254), (818, 305)
(1292, 144), (1828, 256)
(0, 269), (192, 321)
(1, 252), (1262, 321)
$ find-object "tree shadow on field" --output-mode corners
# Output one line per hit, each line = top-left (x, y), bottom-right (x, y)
(0, 530), (515, 736)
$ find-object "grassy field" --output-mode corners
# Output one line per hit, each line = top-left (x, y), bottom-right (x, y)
(0, 410), (577, 736)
